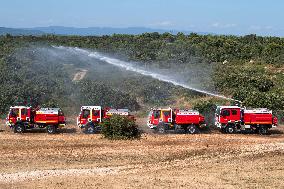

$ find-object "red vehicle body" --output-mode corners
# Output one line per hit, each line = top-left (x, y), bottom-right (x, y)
(6, 106), (66, 134)
(147, 108), (206, 134)
(77, 106), (134, 134)
(215, 106), (278, 134)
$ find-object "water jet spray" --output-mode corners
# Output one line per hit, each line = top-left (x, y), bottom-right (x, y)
(53, 46), (241, 103)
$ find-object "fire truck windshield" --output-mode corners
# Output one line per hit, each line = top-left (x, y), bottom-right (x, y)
(92, 110), (100, 116)
(153, 110), (161, 119)
(163, 111), (170, 116)
(21, 108), (28, 115)
(10, 109), (19, 117)
(221, 110), (230, 116)
(82, 109), (90, 118)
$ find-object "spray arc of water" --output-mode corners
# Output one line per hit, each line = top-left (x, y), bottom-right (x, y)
(54, 46), (238, 102)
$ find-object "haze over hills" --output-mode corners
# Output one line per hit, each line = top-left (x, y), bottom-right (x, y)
(0, 26), (209, 36)
(0, 27), (44, 36)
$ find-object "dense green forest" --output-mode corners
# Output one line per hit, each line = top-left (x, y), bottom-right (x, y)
(0, 33), (284, 120)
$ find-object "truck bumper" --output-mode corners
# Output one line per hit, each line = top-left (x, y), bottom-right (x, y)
(147, 123), (155, 129)
(215, 122), (222, 129)
(6, 121), (13, 128)
(78, 124), (85, 129)
(58, 123), (66, 128)
(199, 123), (207, 128)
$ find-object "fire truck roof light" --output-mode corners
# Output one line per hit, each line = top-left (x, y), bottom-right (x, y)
(218, 106), (241, 109)
(10, 106), (31, 109)
(81, 106), (102, 110)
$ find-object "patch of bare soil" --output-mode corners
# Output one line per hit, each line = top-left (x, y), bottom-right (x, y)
(72, 69), (87, 81)
(0, 119), (283, 189)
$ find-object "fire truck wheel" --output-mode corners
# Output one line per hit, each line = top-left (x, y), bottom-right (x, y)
(46, 125), (57, 134)
(174, 124), (179, 133)
(84, 123), (96, 134)
(157, 122), (167, 134)
(187, 125), (199, 134)
(258, 125), (268, 135)
(220, 128), (226, 133)
(226, 125), (236, 134)
(14, 124), (24, 133)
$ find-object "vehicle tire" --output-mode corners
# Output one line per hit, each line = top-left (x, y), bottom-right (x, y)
(220, 128), (226, 133)
(46, 125), (57, 134)
(14, 123), (25, 133)
(174, 124), (179, 134)
(157, 122), (167, 134)
(152, 127), (158, 133)
(83, 122), (96, 134)
(182, 125), (188, 133)
(258, 125), (268, 135)
(187, 124), (199, 134)
(226, 125), (236, 134)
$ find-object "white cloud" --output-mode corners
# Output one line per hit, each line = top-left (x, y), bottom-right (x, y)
(212, 22), (220, 27)
(264, 26), (273, 30)
(249, 25), (274, 31)
(225, 23), (237, 28)
(211, 22), (237, 28)
(47, 19), (54, 24)
(150, 21), (174, 27)
(249, 25), (261, 30)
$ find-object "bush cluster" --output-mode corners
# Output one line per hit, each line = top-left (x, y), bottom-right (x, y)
(101, 115), (140, 140)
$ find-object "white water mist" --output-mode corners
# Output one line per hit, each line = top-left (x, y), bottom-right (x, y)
(54, 46), (238, 102)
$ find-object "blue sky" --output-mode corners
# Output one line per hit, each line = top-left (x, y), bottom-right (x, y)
(0, 0), (284, 36)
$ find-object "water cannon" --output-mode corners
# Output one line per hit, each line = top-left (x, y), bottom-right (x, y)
(233, 99), (243, 107)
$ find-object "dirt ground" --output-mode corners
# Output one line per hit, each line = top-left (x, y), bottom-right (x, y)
(0, 118), (283, 189)
(72, 69), (87, 81)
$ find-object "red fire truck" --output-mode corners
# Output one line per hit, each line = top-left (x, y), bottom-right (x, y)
(6, 106), (66, 134)
(215, 106), (278, 135)
(77, 106), (134, 134)
(147, 108), (206, 134)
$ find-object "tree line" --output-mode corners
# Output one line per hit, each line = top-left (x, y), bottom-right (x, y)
(0, 33), (283, 118)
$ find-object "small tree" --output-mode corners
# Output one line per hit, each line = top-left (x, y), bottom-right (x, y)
(101, 115), (140, 140)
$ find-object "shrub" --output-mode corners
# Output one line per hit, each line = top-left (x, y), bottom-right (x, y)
(101, 115), (140, 140)
(193, 98), (229, 127)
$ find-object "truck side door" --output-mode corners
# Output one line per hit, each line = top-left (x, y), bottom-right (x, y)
(162, 110), (172, 123)
(21, 108), (28, 121)
(92, 109), (101, 123)
(152, 110), (161, 125)
(220, 109), (230, 124)
(81, 109), (91, 124)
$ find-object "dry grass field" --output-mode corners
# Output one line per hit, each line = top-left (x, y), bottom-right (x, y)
(0, 119), (283, 189)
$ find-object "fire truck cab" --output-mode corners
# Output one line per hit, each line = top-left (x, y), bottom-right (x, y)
(215, 106), (277, 134)
(147, 108), (173, 129)
(6, 106), (32, 124)
(147, 108), (206, 134)
(77, 106), (134, 134)
(6, 106), (66, 134)
(77, 106), (102, 126)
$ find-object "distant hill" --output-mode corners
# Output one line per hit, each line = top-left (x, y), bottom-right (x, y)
(1, 26), (210, 36)
(28, 26), (208, 36)
(0, 27), (45, 36)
